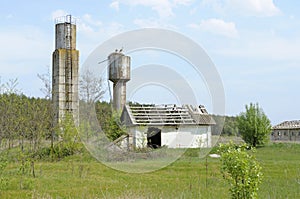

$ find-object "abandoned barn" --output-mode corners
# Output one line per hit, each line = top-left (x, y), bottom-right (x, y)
(107, 50), (216, 149)
(271, 120), (300, 142)
(121, 104), (215, 148)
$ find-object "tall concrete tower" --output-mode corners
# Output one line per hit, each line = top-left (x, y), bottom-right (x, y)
(108, 51), (131, 112)
(52, 15), (79, 125)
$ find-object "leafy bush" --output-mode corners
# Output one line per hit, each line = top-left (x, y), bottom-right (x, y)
(218, 142), (263, 199)
(104, 113), (127, 141)
(33, 147), (51, 160)
(0, 155), (8, 190)
(51, 113), (83, 159)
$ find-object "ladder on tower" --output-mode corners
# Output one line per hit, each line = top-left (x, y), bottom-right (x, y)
(64, 16), (73, 113)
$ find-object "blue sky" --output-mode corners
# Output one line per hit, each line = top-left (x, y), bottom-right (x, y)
(0, 0), (299, 125)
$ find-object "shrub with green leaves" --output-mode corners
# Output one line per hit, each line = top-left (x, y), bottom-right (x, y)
(52, 113), (83, 159)
(0, 155), (8, 190)
(218, 142), (263, 199)
(104, 113), (127, 141)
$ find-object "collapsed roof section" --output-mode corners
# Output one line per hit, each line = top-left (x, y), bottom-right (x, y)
(273, 120), (300, 130)
(121, 104), (215, 126)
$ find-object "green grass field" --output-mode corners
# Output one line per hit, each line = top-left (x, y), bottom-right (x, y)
(0, 143), (299, 199)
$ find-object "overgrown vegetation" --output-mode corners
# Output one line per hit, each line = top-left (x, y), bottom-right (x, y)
(0, 77), (120, 157)
(218, 142), (263, 199)
(51, 114), (83, 159)
(212, 115), (238, 136)
(0, 93), (52, 151)
(237, 103), (272, 147)
(0, 155), (8, 190)
(95, 101), (127, 141)
(0, 77), (294, 198)
(0, 143), (299, 198)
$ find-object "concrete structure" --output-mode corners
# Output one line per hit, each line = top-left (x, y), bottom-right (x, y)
(108, 51), (130, 112)
(271, 120), (300, 142)
(105, 50), (214, 149)
(121, 104), (215, 148)
(52, 15), (79, 125)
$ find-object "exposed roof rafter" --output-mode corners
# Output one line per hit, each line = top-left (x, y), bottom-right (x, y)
(122, 104), (215, 126)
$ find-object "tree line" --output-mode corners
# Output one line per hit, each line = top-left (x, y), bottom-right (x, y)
(0, 72), (116, 158)
(211, 115), (239, 136)
(0, 69), (272, 155)
(0, 94), (117, 150)
(0, 90), (254, 152)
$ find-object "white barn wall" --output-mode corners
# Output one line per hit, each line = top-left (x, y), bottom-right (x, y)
(129, 125), (212, 149)
(161, 126), (210, 148)
(132, 126), (147, 148)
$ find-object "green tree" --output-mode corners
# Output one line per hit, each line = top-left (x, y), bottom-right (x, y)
(104, 113), (127, 141)
(237, 103), (271, 147)
(52, 113), (83, 158)
(218, 142), (263, 199)
(94, 101), (126, 141)
(211, 115), (238, 136)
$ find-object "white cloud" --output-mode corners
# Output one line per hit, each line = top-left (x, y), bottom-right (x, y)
(75, 13), (121, 38)
(216, 34), (300, 61)
(77, 22), (94, 35)
(51, 9), (68, 20)
(82, 14), (102, 27)
(202, 0), (281, 17)
(134, 18), (176, 29)
(5, 14), (13, 19)
(110, 1), (120, 11)
(105, 22), (125, 37)
(113, 0), (194, 18)
(77, 14), (123, 39)
(130, 0), (174, 17)
(228, 0), (281, 16)
(77, 19), (125, 57)
(189, 18), (238, 38)
(134, 18), (161, 28)
(173, 0), (194, 6)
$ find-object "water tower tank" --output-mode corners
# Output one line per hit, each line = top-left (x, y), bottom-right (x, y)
(55, 15), (76, 50)
(108, 52), (131, 112)
(108, 52), (130, 82)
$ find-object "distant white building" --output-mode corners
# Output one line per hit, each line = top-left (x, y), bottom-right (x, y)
(271, 120), (300, 142)
(121, 104), (215, 149)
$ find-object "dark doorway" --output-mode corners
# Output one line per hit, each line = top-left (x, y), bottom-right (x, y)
(147, 127), (161, 149)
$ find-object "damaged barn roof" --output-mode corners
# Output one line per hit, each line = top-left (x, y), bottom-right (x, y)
(273, 120), (300, 130)
(121, 104), (215, 126)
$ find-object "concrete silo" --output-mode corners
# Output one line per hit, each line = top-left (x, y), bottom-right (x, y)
(108, 51), (131, 112)
(52, 15), (79, 125)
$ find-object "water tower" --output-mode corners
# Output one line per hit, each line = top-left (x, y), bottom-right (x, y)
(52, 15), (79, 125)
(108, 51), (131, 112)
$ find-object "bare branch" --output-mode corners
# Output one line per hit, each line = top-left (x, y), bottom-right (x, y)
(79, 68), (105, 103)
(37, 66), (52, 99)
(4, 78), (20, 94)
